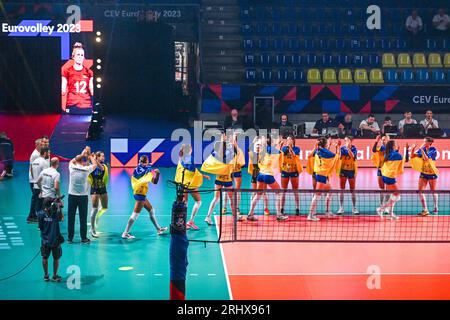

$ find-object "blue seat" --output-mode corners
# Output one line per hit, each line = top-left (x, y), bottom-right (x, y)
(243, 53), (255, 65)
(301, 24), (313, 35)
(254, 7), (268, 21)
(384, 69), (399, 83)
(443, 39), (450, 50)
(363, 39), (376, 50)
(348, 24), (359, 34)
(416, 69), (430, 83)
(276, 69), (289, 82)
(301, 39), (315, 50)
(283, 9), (297, 21)
(448, 70), (450, 83)
(245, 68), (258, 82)
(391, 39), (407, 51)
(400, 69), (415, 83)
(291, 54), (302, 66)
(426, 39), (437, 50)
(261, 68), (273, 83)
(257, 38), (270, 50)
(271, 23), (283, 35)
(305, 53), (317, 65)
(287, 23), (298, 36)
(337, 54), (350, 66)
(259, 53), (271, 65)
(319, 39), (331, 51)
(256, 23), (269, 35)
(243, 39), (254, 50)
(288, 38), (300, 51)
(320, 54), (333, 66)
(275, 53), (287, 65)
(350, 39), (361, 50)
(432, 69), (446, 83)
(380, 39), (391, 50)
(368, 54), (380, 66)
(273, 38), (285, 50)
(352, 54), (365, 66)
(271, 8), (282, 21)
(335, 39), (347, 50)
(240, 8), (252, 20)
(241, 23), (253, 35)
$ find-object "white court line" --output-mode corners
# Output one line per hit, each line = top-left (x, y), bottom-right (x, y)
(136, 274), (145, 276)
(0, 247), (11, 250)
(189, 273), (199, 276)
(2, 217), (14, 220)
(9, 237), (22, 240)
(228, 272), (450, 276)
(0, 243), (10, 246)
(7, 231), (20, 234)
(208, 273), (217, 276)
(4, 223), (15, 226)
(11, 243), (24, 246)
(154, 273), (163, 276)
(6, 226), (18, 229)
(215, 216), (233, 300)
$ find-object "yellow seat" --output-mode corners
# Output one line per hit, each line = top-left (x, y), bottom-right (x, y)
(369, 69), (384, 83)
(307, 68), (321, 83)
(323, 68), (337, 83)
(413, 53), (427, 68)
(338, 69), (353, 83)
(397, 53), (412, 68)
(354, 69), (369, 83)
(382, 53), (396, 68)
(428, 53), (442, 68)
(444, 53), (450, 68)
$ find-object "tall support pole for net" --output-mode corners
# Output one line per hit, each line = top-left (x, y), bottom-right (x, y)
(169, 183), (188, 300)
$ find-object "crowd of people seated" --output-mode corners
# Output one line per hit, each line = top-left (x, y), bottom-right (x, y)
(222, 108), (445, 138)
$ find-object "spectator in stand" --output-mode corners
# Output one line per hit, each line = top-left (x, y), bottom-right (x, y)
(432, 8), (450, 36)
(0, 132), (14, 179)
(312, 112), (337, 134)
(398, 111), (418, 135)
(381, 116), (394, 135)
(224, 109), (244, 130)
(359, 114), (381, 135)
(420, 110), (440, 134)
(279, 114), (293, 127)
(338, 114), (353, 136)
(405, 9), (423, 49)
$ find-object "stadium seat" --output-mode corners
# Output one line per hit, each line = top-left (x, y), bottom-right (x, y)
(368, 54), (380, 66)
(275, 53), (287, 65)
(338, 69), (353, 83)
(323, 68), (337, 83)
(413, 53), (427, 68)
(443, 39), (450, 50)
(307, 68), (322, 83)
(261, 68), (273, 82)
(243, 39), (254, 50)
(288, 38), (300, 51)
(353, 55), (365, 66)
(380, 39), (391, 50)
(426, 39), (437, 50)
(350, 39), (361, 50)
(364, 39), (376, 50)
(301, 39), (315, 50)
(273, 38), (285, 50)
(354, 69), (369, 83)
(431, 69), (446, 83)
(244, 53), (255, 65)
(384, 69), (399, 83)
(400, 69), (415, 83)
(245, 68), (258, 82)
(256, 22), (269, 35)
(337, 54), (350, 67)
(287, 23), (298, 36)
(391, 39), (407, 50)
(444, 53), (450, 68)
(305, 54), (317, 66)
(397, 53), (412, 68)
(369, 69), (384, 83)
(320, 54), (333, 66)
(382, 53), (396, 68)
(291, 54), (302, 66)
(260, 53), (271, 65)
(292, 69), (306, 83)
(335, 39), (347, 50)
(241, 23), (253, 35)
(271, 23), (283, 35)
(257, 38), (270, 50)
(276, 69), (289, 82)
(319, 39), (331, 51)
(416, 69), (430, 83)
(428, 53), (443, 68)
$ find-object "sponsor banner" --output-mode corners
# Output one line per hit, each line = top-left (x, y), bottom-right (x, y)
(201, 84), (450, 114)
(111, 138), (450, 168)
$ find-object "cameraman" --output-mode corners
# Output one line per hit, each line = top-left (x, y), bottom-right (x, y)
(36, 157), (63, 282)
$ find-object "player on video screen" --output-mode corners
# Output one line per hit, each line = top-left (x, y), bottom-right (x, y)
(62, 43), (94, 113)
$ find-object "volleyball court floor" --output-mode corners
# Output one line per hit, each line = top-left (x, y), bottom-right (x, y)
(1, 163), (450, 299)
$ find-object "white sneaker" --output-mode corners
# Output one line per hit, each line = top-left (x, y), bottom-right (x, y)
(376, 207), (384, 218)
(157, 227), (168, 235)
(433, 208), (439, 215)
(337, 207), (345, 215)
(204, 217), (213, 225)
(387, 214), (399, 220)
(307, 214), (320, 221)
(122, 232), (135, 239)
(352, 208), (360, 215)
(325, 211), (335, 218)
(276, 214), (288, 221)
(237, 215), (246, 222)
(90, 229), (98, 238)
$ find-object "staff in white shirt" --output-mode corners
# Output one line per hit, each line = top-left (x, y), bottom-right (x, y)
(432, 8), (450, 35)
(398, 111), (418, 135)
(67, 152), (97, 244)
(36, 158), (61, 200)
(405, 10), (423, 49)
(29, 146), (50, 222)
(27, 138), (42, 223)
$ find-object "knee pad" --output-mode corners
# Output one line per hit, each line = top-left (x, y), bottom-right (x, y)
(130, 212), (139, 221)
(193, 201), (202, 209)
(390, 194), (401, 203)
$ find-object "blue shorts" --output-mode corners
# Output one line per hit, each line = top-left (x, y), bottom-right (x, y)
(232, 171), (242, 178)
(256, 174), (276, 185)
(215, 180), (233, 187)
(134, 194), (146, 201)
(315, 174), (328, 184)
(382, 176), (396, 185)
(420, 173), (438, 180)
(281, 171), (299, 178)
(377, 169), (382, 177)
(340, 170), (355, 179)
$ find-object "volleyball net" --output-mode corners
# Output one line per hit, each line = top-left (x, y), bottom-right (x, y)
(213, 189), (450, 243)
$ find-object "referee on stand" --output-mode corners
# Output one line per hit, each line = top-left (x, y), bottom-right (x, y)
(68, 152), (97, 244)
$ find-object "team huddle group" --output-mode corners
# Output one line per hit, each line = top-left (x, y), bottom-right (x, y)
(27, 132), (440, 243)
(174, 132), (440, 228)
